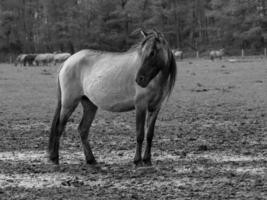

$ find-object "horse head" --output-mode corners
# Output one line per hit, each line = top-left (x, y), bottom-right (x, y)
(136, 29), (175, 88)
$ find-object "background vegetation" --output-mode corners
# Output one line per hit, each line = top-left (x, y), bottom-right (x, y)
(0, 0), (267, 61)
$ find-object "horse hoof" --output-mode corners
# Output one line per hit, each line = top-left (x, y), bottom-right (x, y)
(48, 156), (59, 165)
(143, 159), (152, 166)
(134, 160), (143, 168)
(47, 153), (59, 165)
(85, 161), (101, 171)
(86, 159), (97, 165)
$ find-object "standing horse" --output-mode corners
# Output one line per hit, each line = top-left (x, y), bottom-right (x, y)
(14, 54), (27, 66)
(210, 49), (224, 60)
(23, 54), (37, 66)
(48, 29), (177, 166)
(173, 49), (183, 60)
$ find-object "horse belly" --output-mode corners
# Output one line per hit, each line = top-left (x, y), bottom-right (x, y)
(83, 68), (136, 112)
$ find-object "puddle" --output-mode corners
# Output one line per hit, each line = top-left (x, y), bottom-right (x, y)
(173, 165), (266, 176)
(10, 122), (50, 131)
(111, 178), (192, 191)
(0, 173), (106, 189)
(223, 166), (266, 176)
(192, 153), (267, 162)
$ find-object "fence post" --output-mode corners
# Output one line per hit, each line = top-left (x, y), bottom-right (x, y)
(241, 49), (244, 57)
(196, 51), (199, 58)
(264, 48), (267, 57)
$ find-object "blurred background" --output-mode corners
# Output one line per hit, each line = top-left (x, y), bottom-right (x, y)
(0, 0), (267, 61)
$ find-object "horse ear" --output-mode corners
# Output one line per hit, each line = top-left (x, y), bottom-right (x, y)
(140, 30), (148, 38)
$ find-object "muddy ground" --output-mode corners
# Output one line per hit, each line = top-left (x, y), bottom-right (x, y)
(0, 58), (266, 199)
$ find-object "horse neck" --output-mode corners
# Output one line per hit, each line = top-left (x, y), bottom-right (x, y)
(131, 48), (171, 91)
(149, 68), (169, 95)
(126, 50), (143, 73)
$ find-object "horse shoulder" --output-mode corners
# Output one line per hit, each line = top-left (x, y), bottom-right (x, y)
(135, 72), (166, 110)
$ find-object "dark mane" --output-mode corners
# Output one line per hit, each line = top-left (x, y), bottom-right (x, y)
(127, 37), (147, 52)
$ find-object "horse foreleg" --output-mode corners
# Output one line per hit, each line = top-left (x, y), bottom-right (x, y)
(143, 110), (159, 165)
(78, 97), (98, 164)
(134, 108), (146, 166)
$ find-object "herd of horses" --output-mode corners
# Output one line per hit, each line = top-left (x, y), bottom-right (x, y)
(14, 49), (224, 67)
(172, 48), (224, 60)
(14, 52), (71, 66)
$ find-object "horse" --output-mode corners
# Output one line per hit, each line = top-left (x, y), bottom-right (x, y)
(173, 49), (183, 60)
(210, 49), (224, 60)
(48, 29), (177, 166)
(14, 54), (27, 66)
(23, 54), (37, 66)
(53, 53), (71, 65)
(35, 53), (54, 66)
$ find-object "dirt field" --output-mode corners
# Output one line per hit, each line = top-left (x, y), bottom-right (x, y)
(0, 58), (266, 199)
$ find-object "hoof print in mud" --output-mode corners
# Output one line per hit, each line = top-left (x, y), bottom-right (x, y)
(197, 145), (208, 151)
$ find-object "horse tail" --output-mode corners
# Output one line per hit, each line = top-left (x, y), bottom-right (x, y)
(48, 76), (62, 153)
(166, 51), (177, 99)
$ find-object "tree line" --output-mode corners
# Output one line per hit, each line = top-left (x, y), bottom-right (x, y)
(0, 0), (267, 61)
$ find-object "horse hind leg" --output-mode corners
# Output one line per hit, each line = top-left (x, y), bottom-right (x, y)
(48, 89), (79, 164)
(78, 96), (98, 164)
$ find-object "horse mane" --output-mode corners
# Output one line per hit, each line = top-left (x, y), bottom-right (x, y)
(127, 37), (148, 52)
(129, 29), (177, 99)
(166, 50), (177, 99)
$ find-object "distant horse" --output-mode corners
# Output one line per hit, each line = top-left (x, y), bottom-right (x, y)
(48, 29), (177, 166)
(35, 53), (54, 66)
(173, 50), (183, 60)
(53, 53), (71, 65)
(23, 54), (37, 66)
(14, 54), (27, 66)
(210, 49), (224, 60)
